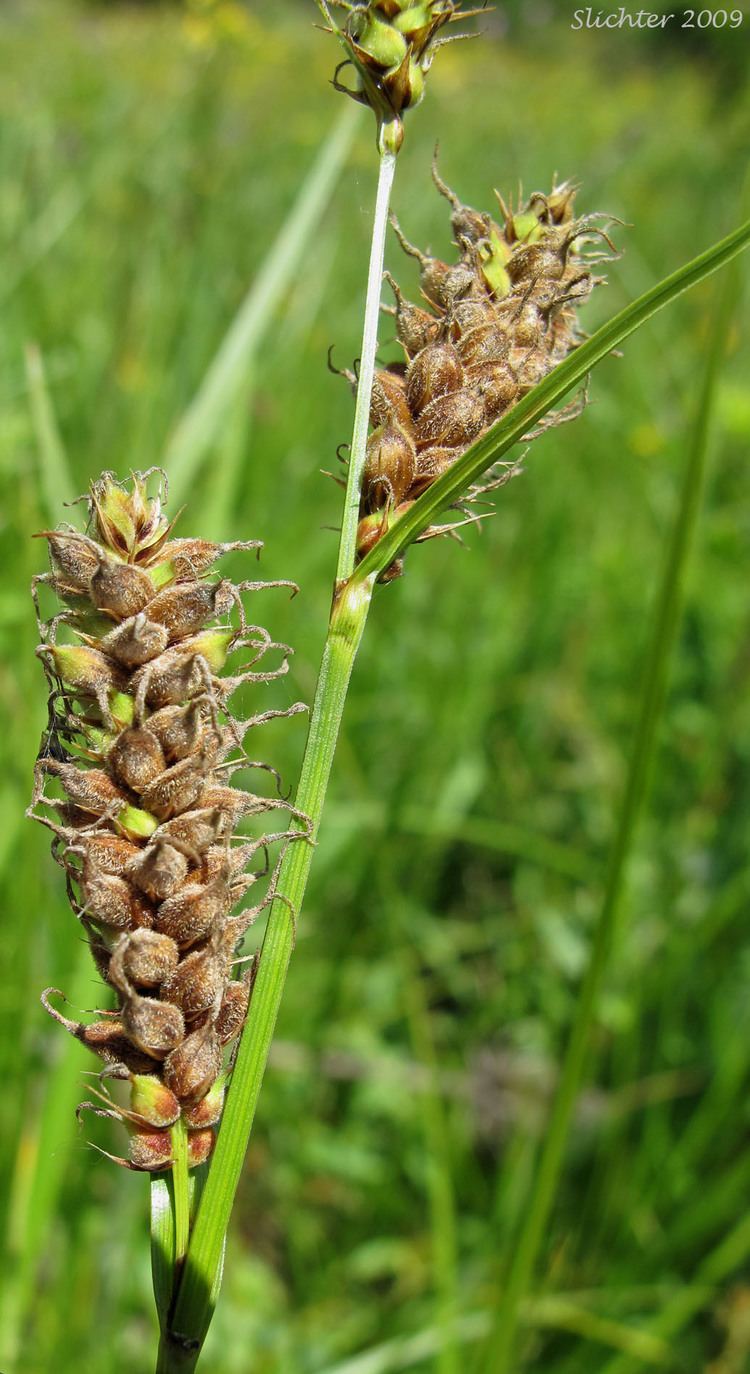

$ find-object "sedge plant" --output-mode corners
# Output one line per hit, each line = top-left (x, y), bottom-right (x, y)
(25, 5), (750, 1372)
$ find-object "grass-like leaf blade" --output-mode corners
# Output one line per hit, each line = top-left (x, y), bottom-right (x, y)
(164, 104), (358, 507)
(482, 226), (742, 1374)
(24, 343), (76, 516)
(150, 1177), (175, 1332)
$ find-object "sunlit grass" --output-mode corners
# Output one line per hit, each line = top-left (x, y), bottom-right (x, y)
(0, 3), (749, 1372)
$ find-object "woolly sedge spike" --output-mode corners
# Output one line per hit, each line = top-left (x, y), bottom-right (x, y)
(317, 1), (481, 148)
(349, 161), (619, 578)
(29, 471), (308, 1171)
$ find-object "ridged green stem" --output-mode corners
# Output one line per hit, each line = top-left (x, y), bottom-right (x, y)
(154, 127), (396, 1374)
(160, 575), (374, 1369)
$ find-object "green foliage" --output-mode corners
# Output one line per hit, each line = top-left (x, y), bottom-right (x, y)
(0, 3), (749, 1372)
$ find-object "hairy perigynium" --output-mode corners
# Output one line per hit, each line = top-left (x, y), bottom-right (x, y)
(29, 471), (306, 1172)
(350, 165), (617, 578)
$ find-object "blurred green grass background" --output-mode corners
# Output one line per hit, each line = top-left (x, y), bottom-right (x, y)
(0, 1), (749, 1371)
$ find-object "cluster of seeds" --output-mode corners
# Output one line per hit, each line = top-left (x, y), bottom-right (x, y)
(30, 472), (306, 1171)
(319, 1), (474, 130)
(353, 163), (617, 577)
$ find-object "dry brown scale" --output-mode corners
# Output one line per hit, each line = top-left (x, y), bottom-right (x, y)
(29, 471), (307, 1171)
(352, 162), (618, 578)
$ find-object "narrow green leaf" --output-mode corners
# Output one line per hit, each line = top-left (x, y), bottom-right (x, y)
(170, 1119), (190, 1266)
(600, 1212), (750, 1374)
(24, 342), (76, 517)
(320, 1290), (670, 1374)
(163, 104), (358, 506)
(323, 1313), (489, 1374)
(200, 384), (253, 538)
(482, 226), (741, 1374)
(397, 806), (594, 883)
(166, 577), (374, 1358)
(398, 937), (460, 1374)
(354, 214), (750, 585)
(0, 950), (93, 1371)
(150, 1177), (175, 1333)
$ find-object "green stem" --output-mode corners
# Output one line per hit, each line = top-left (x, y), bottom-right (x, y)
(155, 1324), (200, 1374)
(164, 574), (375, 1363)
(150, 1176), (175, 1334)
(153, 1126), (195, 1371)
(335, 143), (397, 583)
(171, 1119), (190, 1267)
(483, 276), (734, 1374)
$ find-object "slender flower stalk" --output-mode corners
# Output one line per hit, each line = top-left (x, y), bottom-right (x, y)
(165, 574), (374, 1367)
(335, 147), (397, 583)
(160, 15), (482, 1359)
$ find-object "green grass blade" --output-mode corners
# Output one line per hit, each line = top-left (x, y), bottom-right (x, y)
(163, 104), (358, 506)
(397, 806), (594, 883)
(0, 952), (93, 1372)
(170, 1119), (190, 1267)
(481, 231), (740, 1374)
(164, 576), (374, 1367)
(600, 1210), (750, 1374)
(24, 342), (76, 516)
(353, 214), (750, 586)
(150, 1177), (176, 1333)
(400, 938), (460, 1374)
(321, 1291), (671, 1374)
(2, 184), (84, 306)
(199, 386), (253, 538)
(324, 1313), (490, 1374)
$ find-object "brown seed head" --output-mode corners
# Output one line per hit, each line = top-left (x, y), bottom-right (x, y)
(348, 174), (615, 576)
(114, 930), (180, 988)
(163, 1024), (223, 1103)
(405, 342), (463, 415)
(108, 727), (166, 793)
(90, 558), (155, 620)
(31, 472), (305, 1165)
(364, 424), (417, 511)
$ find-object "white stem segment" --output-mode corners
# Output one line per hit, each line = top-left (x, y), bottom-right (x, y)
(335, 145), (397, 583)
